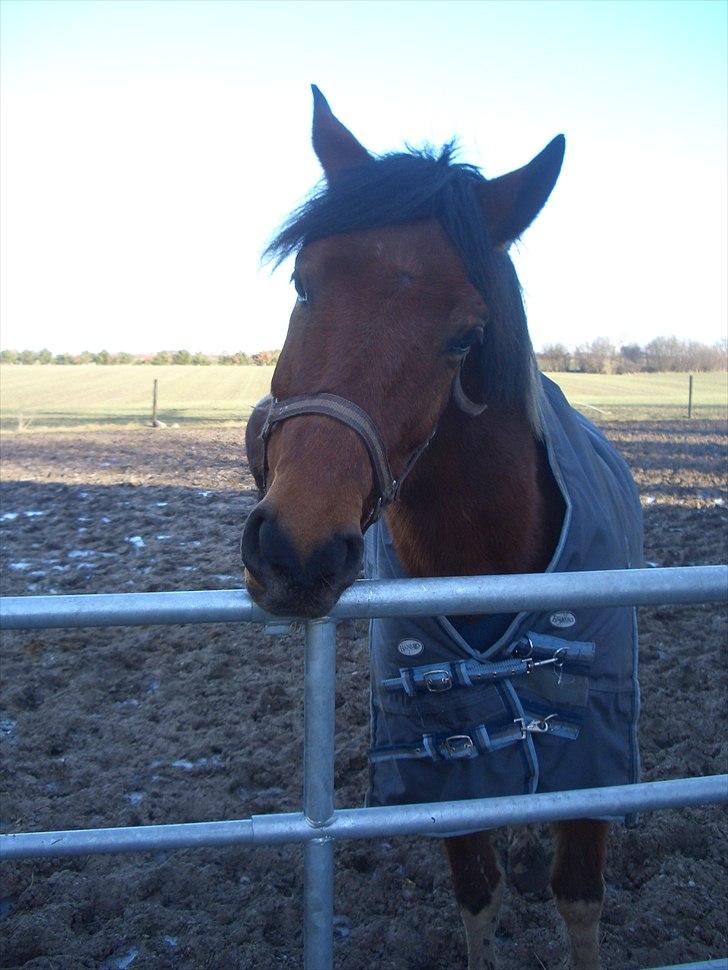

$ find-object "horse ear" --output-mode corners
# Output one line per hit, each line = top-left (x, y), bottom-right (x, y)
(311, 84), (372, 179)
(479, 135), (565, 245)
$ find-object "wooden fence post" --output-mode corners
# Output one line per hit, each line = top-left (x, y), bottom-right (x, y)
(687, 374), (693, 419)
(152, 379), (158, 427)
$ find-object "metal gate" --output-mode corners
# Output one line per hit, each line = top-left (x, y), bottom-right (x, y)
(2, 564), (727, 970)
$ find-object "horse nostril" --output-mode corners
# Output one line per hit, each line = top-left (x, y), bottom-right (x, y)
(318, 532), (363, 583)
(243, 507), (363, 594)
(242, 505), (301, 582)
(240, 505), (268, 571)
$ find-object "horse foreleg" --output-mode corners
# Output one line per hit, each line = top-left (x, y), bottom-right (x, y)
(444, 831), (504, 970)
(550, 819), (609, 970)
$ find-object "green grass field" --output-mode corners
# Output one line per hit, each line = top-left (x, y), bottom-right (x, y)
(0, 365), (276, 430)
(0, 365), (725, 430)
(543, 371), (727, 420)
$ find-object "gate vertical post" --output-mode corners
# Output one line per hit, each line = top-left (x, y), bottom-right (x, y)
(303, 618), (337, 970)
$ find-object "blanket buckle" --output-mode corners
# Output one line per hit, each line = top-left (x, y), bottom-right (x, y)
(443, 734), (475, 756)
(424, 669), (453, 692)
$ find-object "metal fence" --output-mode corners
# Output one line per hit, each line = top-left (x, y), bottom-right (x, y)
(1, 564), (728, 970)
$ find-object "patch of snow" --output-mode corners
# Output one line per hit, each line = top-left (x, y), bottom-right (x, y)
(68, 549), (95, 558)
(126, 536), (145, 549)
(172, 755), (223, 770)
(76, 562), (98, 570)
(1, 512), (19, 521)
(9, 562), (32, 571)
(644, 496), (656, 505)
(198, 490), (211, 498)
(100, 947), (139, 970)
(162, 936), (178, 949)
(155, 534), (172, 541)
(146, 680), (161, 694)
(101, 516), (111, 524)
(24, 511), (45, 518)
(155, 502), (168, 507)
(714, 498), (725, 507)
(0, 719), (17, 738)
(125, 791), (145, 805)
(29, 570), (47, 577)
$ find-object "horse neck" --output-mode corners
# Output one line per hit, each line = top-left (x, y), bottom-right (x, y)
(386, 403), (564, 578)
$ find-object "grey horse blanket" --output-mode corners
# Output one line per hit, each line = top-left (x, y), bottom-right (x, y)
(364, 375), (643, 819)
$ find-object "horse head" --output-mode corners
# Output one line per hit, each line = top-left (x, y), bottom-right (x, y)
(241, 87), (564, 617)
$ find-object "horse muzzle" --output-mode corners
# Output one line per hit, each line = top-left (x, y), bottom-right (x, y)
(241, 502), (363, 618)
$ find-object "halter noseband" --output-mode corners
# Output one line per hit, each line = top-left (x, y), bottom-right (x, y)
(259, 368), (486, 528)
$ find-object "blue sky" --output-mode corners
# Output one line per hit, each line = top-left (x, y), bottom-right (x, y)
(1, 0), (726, 354)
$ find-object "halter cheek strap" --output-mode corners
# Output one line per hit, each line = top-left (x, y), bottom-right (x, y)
(261, 393), (397, 520)
(259, 365), (485, 528)
(260, 392), (437, 527)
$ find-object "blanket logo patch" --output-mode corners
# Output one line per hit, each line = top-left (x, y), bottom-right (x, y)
(397, 638), (424, 656)
(550, 611), (576, 628)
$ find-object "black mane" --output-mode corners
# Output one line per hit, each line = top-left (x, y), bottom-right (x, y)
(265, 145), (541, 429)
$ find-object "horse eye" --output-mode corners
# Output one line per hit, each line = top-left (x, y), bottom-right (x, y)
(291, 273), (308, 304)
(448, 327), (484, 355)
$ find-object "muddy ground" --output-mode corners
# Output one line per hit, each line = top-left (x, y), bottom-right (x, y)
(0, 420), (726, 970)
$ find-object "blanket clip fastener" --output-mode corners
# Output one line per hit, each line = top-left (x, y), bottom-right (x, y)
(515, 714), (557, 738)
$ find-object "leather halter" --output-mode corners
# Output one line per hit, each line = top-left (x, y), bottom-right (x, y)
(259, 366), (486, 529)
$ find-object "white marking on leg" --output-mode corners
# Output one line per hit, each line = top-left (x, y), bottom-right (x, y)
(555, 897), (603, 970)
(459, 875), (504, 970)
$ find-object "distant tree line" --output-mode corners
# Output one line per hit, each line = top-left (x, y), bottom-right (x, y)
(0, 348), (281, 366)
(2, 338), (726, 373)
(536, 336), (727, 374)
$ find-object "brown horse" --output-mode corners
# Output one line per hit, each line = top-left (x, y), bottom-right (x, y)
(242, 87), (640, 970)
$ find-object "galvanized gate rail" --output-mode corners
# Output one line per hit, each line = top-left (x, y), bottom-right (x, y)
(2, 564), (728, 970)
